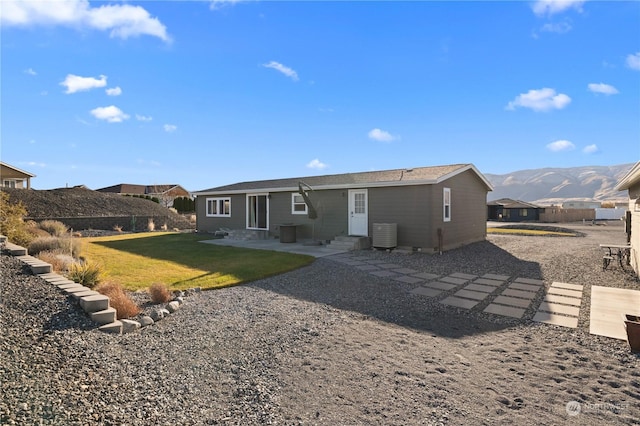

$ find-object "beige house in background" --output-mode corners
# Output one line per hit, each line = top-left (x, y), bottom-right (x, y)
(0, 162), (35, 189)
(615, 161), (640, 276)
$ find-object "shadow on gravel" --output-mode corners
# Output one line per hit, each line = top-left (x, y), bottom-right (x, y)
(252, 240), (543, 338)
(43, 303), (97, 332)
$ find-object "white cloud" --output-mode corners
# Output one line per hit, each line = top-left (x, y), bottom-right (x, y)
(210, 0), (244, 10)
(163, 124), (177, 132)
(263, 61), (299, 81)
(24, 68), (37, 75)
(90, 105), (129, 123)
(546, 140), (575, 152)
(532, 0), (585, 17)
(368, 128), (398, 142)
(506, 88), (571, 112)
(105, 86), (122, 96)
(587, 83), (619, 95)
(60, 74), (107, 94)
(1, 0), (171, 42)
(626, 52), (640, 71)
(136, 114), (153, 122)
(306, 158), (328, 170)
(540, 21), (572, 34)
(583, 144), (599, 154)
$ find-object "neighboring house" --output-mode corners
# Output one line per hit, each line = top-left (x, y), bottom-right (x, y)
(193, 163), (493, 252)
(0, 162), (35, 189)
(562, 200), (601, 209)
(487, 198), (543, 222)
(96, 183), (191, 207)
(615, 161), (640, 276)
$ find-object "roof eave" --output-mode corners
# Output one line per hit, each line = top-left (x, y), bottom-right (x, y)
(615, 161), (640, 191)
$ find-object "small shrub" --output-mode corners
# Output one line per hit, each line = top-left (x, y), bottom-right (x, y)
(28, 236), (82, 258)
(96, 282), (141, 319)
(37, 250), (75, 273)
(0, 192), (34, 247)
(113, 224), (123, 233)
(38, 220), (68, 237)
(147, 218), (155, 232)
(149, 282), (172, 304)
(67, 260), (103, 288)
(160, 223), (168, 231)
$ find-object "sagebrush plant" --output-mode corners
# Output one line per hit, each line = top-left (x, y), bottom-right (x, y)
(37, 250), (75, 273)
(113, 224), (123, 233)
(147, 218), (155, 232)
(28, 236), (82, 258)
(0, 192), (34, 247)
(149, 282), (172, 304)
(38, 220), (68, 237)
(161, 223), (168, 231)
(96, 282), (141, 319)
(67, 260), (103, 288)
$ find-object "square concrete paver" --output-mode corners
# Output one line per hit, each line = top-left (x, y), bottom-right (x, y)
(440, 296), (479, 309)
(590, 286), (640, 340)
(547, 287), (583, 298)
(483, 274), (510, 281)
(411, 272), (440, 281)
(551, 282), (583, 291)
(515, 277), (545, 285)
(391, 268), (419, 275)
(454, 289), (489, 301)
(474, 278), (504, 287)
(356, 265), (380, 271)
(493, 295), (532, 309)
(424, 281), (458, 291)
(440, 276), (469, 285)
(484, 304), (525, 319)
(465, 283), (497, 293)
(369, 270), (400, 278)
(537, 302), (580, 317)
(450, 272), (477, 280)
(364, 260), (389, 265)
(533, 311), (578, 328)
(410, 287), (442, 297)
(393, 275), (425, 284)
(502, 289), (538, 300)
(544, 294), (582, 307)
(343, 261), (368, 266)
(376, 263), (403, 269)
(509, 283), (541, 292)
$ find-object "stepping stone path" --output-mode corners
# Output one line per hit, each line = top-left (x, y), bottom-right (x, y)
(532, 282), (583, 328)
(483, 277), (544, 319)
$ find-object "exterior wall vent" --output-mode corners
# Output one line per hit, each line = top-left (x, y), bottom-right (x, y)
(372, 223), (397, 249)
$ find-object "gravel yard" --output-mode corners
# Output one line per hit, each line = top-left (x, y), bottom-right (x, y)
(1, 223), (639, 425)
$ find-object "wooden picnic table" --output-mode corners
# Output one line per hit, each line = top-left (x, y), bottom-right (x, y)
(600, 243), (632, 271)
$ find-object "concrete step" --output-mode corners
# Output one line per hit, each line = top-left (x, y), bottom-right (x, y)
(98, 321), (122, 334)
(80, 294), (110, 313)
(328, 241), (356, 250)
(91, 307), (117, 324)
(61, 285), (87, 294)
(5, 243), (27, 256)
(70, 289), (100, 300)
(329, 236), (371, 251)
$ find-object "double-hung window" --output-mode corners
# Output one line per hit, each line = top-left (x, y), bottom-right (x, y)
(443, 188), (451, 222)
(291, 193), (308, 215)
(206, 197), (231, 217)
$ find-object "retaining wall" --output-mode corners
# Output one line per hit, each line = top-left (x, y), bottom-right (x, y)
(27, 215), (194, 232)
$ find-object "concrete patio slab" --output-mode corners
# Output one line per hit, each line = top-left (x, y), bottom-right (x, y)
(393, 275), (425, 284)
(440, 276), (469, 285)
(551, 282), (583, 291)
(440, 296), (479, 310)
(484, 304), (525, 319)
(410, 287), (442, 298)
(355, 265), (380, 271)
(450, 272), (477, 280)
(493, 295), (532, 308)
(376, 263), (403, 269)
(369, 270), (400, 278)
(537, 302), (580, 317)
(547, 287), (583, 298)
(391, 268), (419, 275)
(502, 289), (538, 300)
(201, 238), (350, 258)
(482, 274), (510, 281)
(411, 272), (441, 281)
(533, 311), (578, 328)
(544, 294), (582, 307)
(515, 277), (545, 285)
(453, 289), (488, 301)
(464, 283), (496, 293)
(473, 278), (504, 287)
(508, 283), (541, 292)
(590, 286), (640, 341)
(424, 281), (458, 291)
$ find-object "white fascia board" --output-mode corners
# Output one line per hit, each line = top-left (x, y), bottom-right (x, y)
(436, 164), (494, 191)
(615, 161), (640, 192)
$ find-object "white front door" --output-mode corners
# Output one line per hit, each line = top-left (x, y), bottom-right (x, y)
(348, 189), (368, 236)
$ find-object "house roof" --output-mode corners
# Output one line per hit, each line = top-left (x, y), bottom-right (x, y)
(487, 198), (542, 209)
(615, 161), (640, 192)
(0, 161), (36, 178)
(194, 164), (493, 196)
(96, 184), (188, 195)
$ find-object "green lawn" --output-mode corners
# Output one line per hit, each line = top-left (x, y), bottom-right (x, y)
(82, 232), (314, 291)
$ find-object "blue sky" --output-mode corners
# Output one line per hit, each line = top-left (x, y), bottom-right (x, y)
(1, 0), (639, 191)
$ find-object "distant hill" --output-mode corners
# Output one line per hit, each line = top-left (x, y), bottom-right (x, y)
(485, 163), (635, 205)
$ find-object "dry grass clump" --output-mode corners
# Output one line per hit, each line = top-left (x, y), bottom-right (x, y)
(113, 224), (123, 233)
(147, 218), (155, 232)
(66, 259), (103, 288)
(37, 220), (68, 237)
(96, 282), (141, 319)
(148, 282), (172, 304)
(28, 236), (82, 257)
(37, 250), (75, 273)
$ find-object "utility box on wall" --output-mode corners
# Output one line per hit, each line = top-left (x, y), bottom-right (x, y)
(372, 223), (397, 249)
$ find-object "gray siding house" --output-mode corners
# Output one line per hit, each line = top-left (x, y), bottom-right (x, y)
(193, 163), (493, 253)
(615, 161), (640, 276)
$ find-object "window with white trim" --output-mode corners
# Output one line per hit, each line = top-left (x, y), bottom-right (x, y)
(291, 193), (308, 215)
(206, 197), (231, 217)
(3, 180), (16, 188)
(443, 188), (451, 222)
